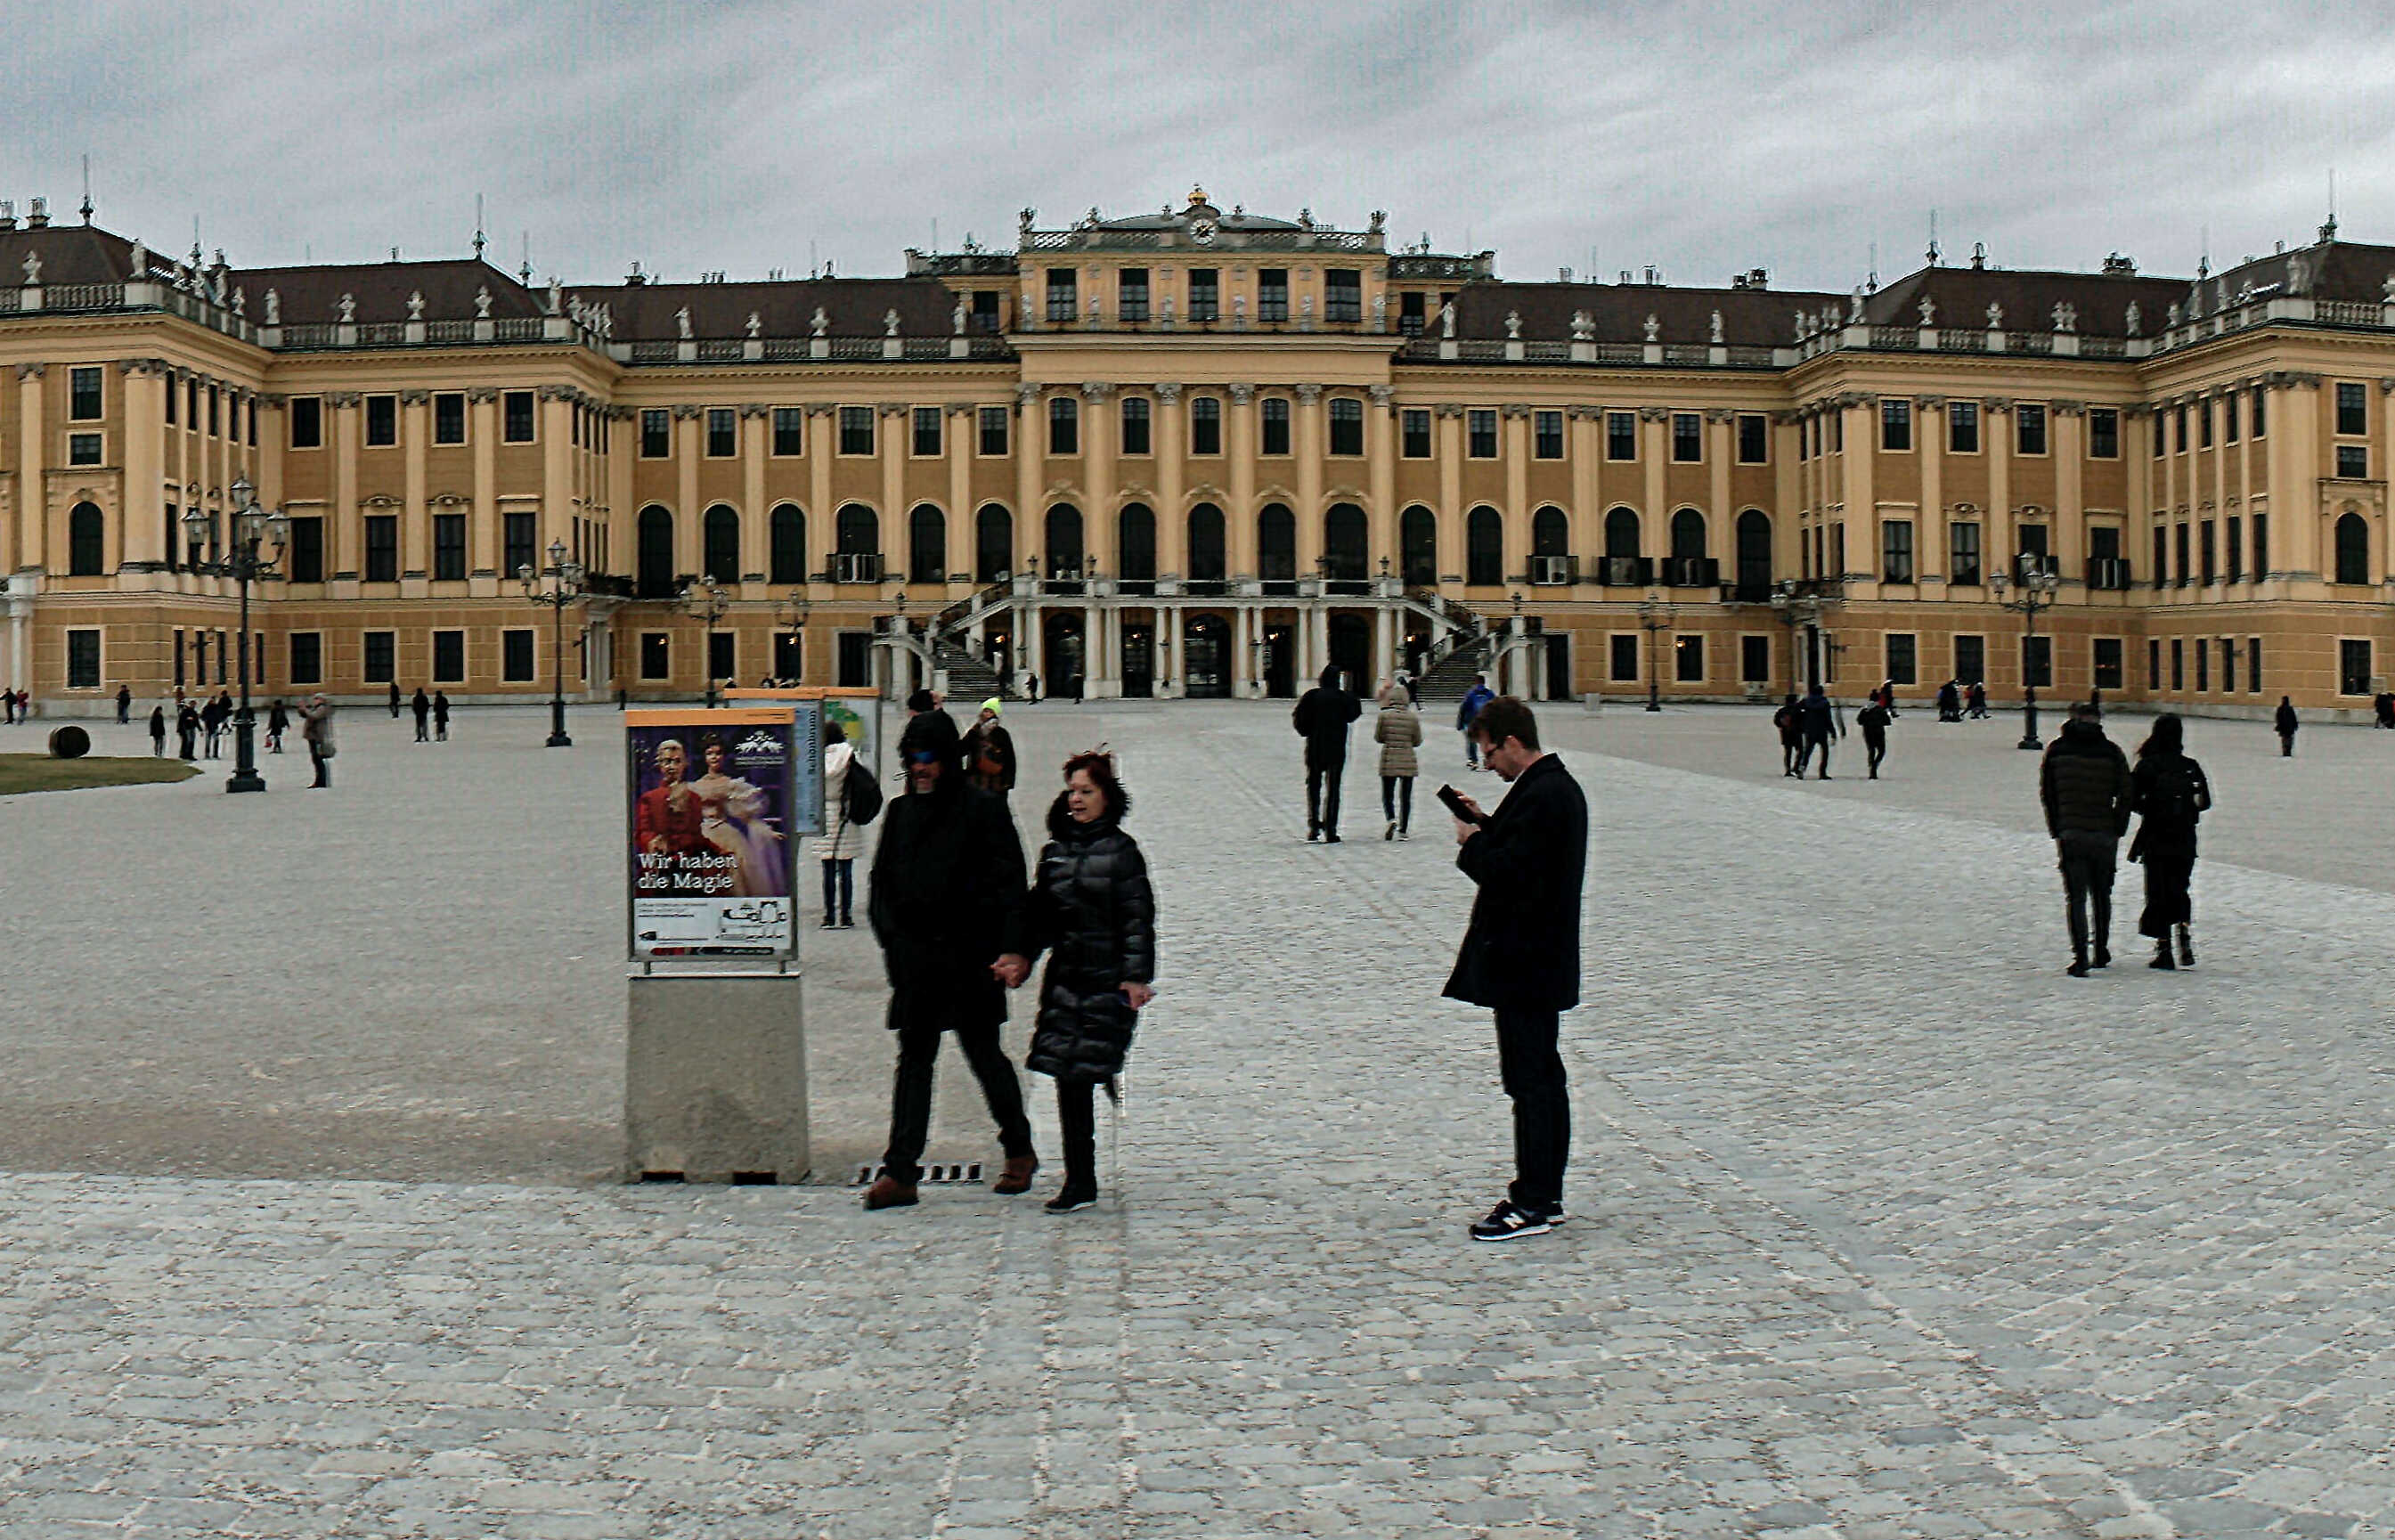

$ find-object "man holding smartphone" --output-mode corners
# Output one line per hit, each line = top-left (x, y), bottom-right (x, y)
(1442, 697), (1589, 1242)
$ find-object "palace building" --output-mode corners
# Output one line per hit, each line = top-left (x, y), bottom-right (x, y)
(3, 187), (2392, 715)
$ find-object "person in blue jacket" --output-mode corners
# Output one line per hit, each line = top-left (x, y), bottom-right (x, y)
(1456, 673), (1496, 770)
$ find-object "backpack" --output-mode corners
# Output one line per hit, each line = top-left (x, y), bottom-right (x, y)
(2145, 758), (2203, 828)
(843, 762), (884, 827)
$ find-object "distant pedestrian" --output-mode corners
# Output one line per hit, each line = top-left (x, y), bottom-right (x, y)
(2039, 701), (2132, 977)
(1442, 697), (1588, 1242)
(115, 684), (132, 724)
(1456, 672), (1496, 770)
(1772, 692), (1803, 776)
(175, 702), (200, 760)
(1373, 680), (1423, 840)
(387, 681), (402, 719)
(1966, 680), (1989, 719)
(2129, 714), (2210, 972)
(1015, 749), (1157, 1214)
(411, 687), (431, 743)
(817, 719), (876, 928)
(300, 694), (337, 787)
(1400, 669), (1421, 708)
(200, 692), (230, 759)
(1292, 664), (1360, 842)
(433, 690), (451, 742)
(961, 698), (1016, 797)
(148, 705), (167, 756)
(1795, 683), (1838, 778)
(2274, 696), (2298, 756)
(265, 697), (289, 754)
(1857, 697), (1892, 778)
(1877, 679), (1899, 718)
(2374, 690), (2394, 729)
(2086, 688), (2104, 721)
(1936, 679), (1962, 722)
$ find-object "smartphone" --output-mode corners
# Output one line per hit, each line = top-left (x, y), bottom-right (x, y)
(1437, 784), (1487, 826)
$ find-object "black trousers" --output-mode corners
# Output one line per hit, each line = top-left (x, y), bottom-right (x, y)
(1056, 1078), (1097, 1192)
(820, 859), (854, 923)
(308, 747), (330, 787)
(2057, 832), (2116, 957)
(1306, 761), (1344, 836)
(414, 715), (429, 742)
(1796, 733), (1832, 777)
(1494, 1006), (1569, 1211)
(2280, 733), (2294, 757)
(1864, 735), (1886, 777)
(1381, 775), (1413, 830)
(882, 1013), (1034, 1186)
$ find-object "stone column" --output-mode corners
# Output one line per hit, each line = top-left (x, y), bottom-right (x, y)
(1503, 404), (1530, 573)
(1840, 398), (1874, 580)
(120, 362), (166, 569)
(1706, 408), (1734, 572)
(1013, 385), (1041, 576)
(673, 405), (703, 575)
(1082, 382), (1115, 579)
(1987, 399), (2014, 574)
(1374, 603), (1393, 687)
(741, 403), (769, 583)
(1367, 385), (1396, 573)
(2272, 375), (2323, 581)
(1572, 407), (1601, 563)
(330, 393), (362, 580)
(541, 389), (574, 553)
(879, 403), (907, 579)
(1228, 384), (1258, 577)
(1640, 408), (1668, 559)
(808, 404), (836, 576)
(1294, 383), (1324, 577)
(2054, 403), (2086, 583)
(1916, 396), (1943, 587)
(402, 391), (430, 582)
(1435, 405), (1464, 581)
(17, 365), (45, 573)
(469, 388), (500, 580)
(946, 403), (973, 578)
(1154, 384), (1185, 576)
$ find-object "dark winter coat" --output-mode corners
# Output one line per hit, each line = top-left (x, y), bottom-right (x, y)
(1444, 753), (1589, 1013)
(1291, 665), (1360, 770)
(2129, 751), (2212, 859)
(1797, 691), (1836, 739)
(2039, 719), (2132, 839)
(1456, 681), (1496, 733)
(960, 719), (1017, 794)
(2276, 703), (2299, 737)
(1857, 703), (1890, 744)
(867, 713), (1028, 1032)
(1023, 790), (1157, 1083)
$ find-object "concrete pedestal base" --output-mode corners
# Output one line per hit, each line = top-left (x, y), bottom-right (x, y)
(626, 972), (810, 1183)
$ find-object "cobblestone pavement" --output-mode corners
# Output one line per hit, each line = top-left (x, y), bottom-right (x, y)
(4, 702), (2395, 1536)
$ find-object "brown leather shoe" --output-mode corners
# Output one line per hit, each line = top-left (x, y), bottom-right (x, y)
(862, 1175), (918, 1210)
(992, 1154), (1040, 1195)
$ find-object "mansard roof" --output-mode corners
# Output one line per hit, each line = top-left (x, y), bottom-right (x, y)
(575, 276), (959, 341)
(1863, 265), (2187, 338)
(227, 258), (546, 323)
(1450, 279), (1845, 349)
(0, 223), (143, 286)
(2206, 236), (2395, 312)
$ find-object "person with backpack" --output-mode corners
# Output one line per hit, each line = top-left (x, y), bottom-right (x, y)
(1935, 679), (1962, 722)
(818, 718), (880, 928)
(1772, 692), (1803, 777)
(1456, 672), (1496, 770)
(1856, 696), (1892, 779)
(2130, 714), (2211, 971)
(960, 699), (1016, 798)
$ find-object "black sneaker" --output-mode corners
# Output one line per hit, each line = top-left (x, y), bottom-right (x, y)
(1044, 1186), (1096, 1214)
(1469, 1200), (1553, 1242)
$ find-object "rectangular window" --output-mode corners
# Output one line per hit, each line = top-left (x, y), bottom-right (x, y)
(2252, 386), (2267, 437)
(2221, 638), (2236, 695)
(1327, 398), (1364, 457)
(1832, 523), (1845, 576)
(2024, 634), (2052, 689)
(68, 432), (102, 466)
(706, 407), (737, 458)
(2195, 638), (2209, 691)
(1954, 634), (1985, 686)
(1190, 397), (1222, 455)
(978, 405), (1008, 457)
(2252, 514), (2268, 577)
(1672, 412), (1701, 462)
(2093, 637), (2123, 691)
(2174, 404), (2188, 453)
(838, 405), (875, 456)
(433, 514), (467, 581)
(2249, 635), (2263, 692)
(2171, 638), (2184, 690)
(1402, 409), (1431, 459)
(1258, 268), (1289, 322)
(1950, 521), (1982, 585)
(503, 628), (536, 683)
(1674, 634), (1705, 682)
(2016, 403), (2047, 456)
(1737, 413), (1767, 464)
(248, 397), (258, 446)
(1120, 397), (1151, 456)
(1468, 409), (1497, 458)
(1261, 397), (1291, 456)
(1948, 400), (1979, 453)
(1188, 268), (1218, 322)
(2337, 381), (2368, 436)
(1048, 398), (1079, 456)
(1881, 519), (1914, 583)
(1045, 268), (1077, 323)
(2090, 407), (2119, 458)
(2147, 638), (2161, 689)
(289, 516), (323, 583)
(640, 631), (670, 680)
(1886, 632), (1918, 685)
(1609, 633), (1639, 681)
(1534, 410), (1564, 460)
(912, 406), (941, 458)
(1118, 268), (1148, 323)
(208, 386), (220, 437)
(1607, 411), (1636, 460)
(1740, 633), (1772, 683)
(2153, 411), (2167, 458)
(505, 510), (536, 577)
(289, 632), (323, 686)
(771, 406), (803, 456)
(426, 391), (464, 444)
(364, 515), (399, 583)
(2342, 639), (2375, 696)
(973, 289), (1000, 332)
(69, 365), (102, 420)
(165, 379), (178, 426)
(2200, 522), (2217, 585)
(1324, 269), (1362, 323)
(710, 630), (737, 684)
(503, 390), (535, 443)
(2337, 444), (2369, 479)
(364, 394), (397, 446)
(2174, 524), (2190, 588)
(289, 395), (323, 449)
(363, 631), (396, 685)
(65, 629), (101, 689)
(186, 379), (200, 430)
(2199, 398), (2214, 449)
(1881, 398), (1911, 452)
(2223, 392), (2239, 443)
(432, 630), (465, 684)
(641, 408), (671, 457)
(2153, 525), (2169, 587)
(1399, 290), (1426, 336)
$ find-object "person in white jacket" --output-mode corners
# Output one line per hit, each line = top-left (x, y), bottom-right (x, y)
(818, 720), (859, 927)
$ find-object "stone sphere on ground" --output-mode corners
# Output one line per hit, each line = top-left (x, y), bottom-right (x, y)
(46, 725), (90, 760)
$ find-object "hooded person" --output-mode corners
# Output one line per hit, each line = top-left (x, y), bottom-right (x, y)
(1373, 680), (1424, 838)
(1291, 664), (1361, 842)
(1456, 672), (1497, 770)
(2040, 702), (2133, 976)
(960, 697), (1017, 796)
(863, 707), (1039, 1210)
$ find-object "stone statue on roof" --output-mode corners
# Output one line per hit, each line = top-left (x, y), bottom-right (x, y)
(1505, 309), (1521, 340)
(1917, 295), (1935, 326)
(2167, 302), (2181, 327)
(475, 285), (492, 320)
(265, 289), (280, 325)
(2124, 301), (2140, 335)
(547, 278), (562, 316)
(953, 294), (966, 335)
(1850, 288), (1865, 323)
(675, 306), (692, 340)
(2383, 273), (2395, 302)
(1642, 313), (1659, 342)
(338, 293), (356, 323)
(232, 288), (245, 318)
(884, 308), (900, 338)
(1018, 207), (1035, 235)
(407, 291), (425, 321)
(746, 310), (762, 339)
(20, 251), (38, 285)
(1439, 302), (1455, 339)
(1571, 310), (1593, 342)
(129, 238), (146, 278)
(1709, 309), (1723, 344)
(1794, 309), (1806, 341)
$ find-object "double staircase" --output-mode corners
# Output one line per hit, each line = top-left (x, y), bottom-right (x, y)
(1415, 632), (1497, 706)
(933, 640), (1005, 703)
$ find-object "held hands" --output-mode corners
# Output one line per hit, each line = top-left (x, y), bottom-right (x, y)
(991, 953), (1031, 988)
(1451, 791), (1484, 845)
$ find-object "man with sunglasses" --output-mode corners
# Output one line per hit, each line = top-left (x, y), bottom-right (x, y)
(863, 709), (1041, 1210)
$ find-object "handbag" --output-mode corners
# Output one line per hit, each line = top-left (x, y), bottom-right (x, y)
(843, 764), (883, 826)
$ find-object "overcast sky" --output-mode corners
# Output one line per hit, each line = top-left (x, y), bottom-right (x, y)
(9, 1), (2392, 293)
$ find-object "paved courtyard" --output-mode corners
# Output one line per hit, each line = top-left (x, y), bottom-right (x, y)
(3, 697), (2395, 1537)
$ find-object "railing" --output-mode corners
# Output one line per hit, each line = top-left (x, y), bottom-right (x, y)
(356, 322), (406, 345)
(1527, 555), (1576, 586)
(280, 323), (338, 346)
(493, 316), (545, 339)
(2080, 336), (2126, 357)
(0, 290), (18, 314)
(696, 339), (744, 362)
(830, 552), (883, 583)
(426, 319), (475, 342)
(631, 340), (678, 362)
(45, 282), (126, 310)
(1599, 556), (1655, 587)
(2087, 557), (2133, 591)
(1943, 330), (1988, 353)
(1870, 327), (1918, 349)
(2318, 300), (2387, 327)
(1660, 557), (1719, 588)
(1662, 344), (1710, 364)
(2013, 333), (2054, 354)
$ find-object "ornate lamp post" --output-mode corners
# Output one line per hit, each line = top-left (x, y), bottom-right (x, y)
(1766, 577), (1844, 697)
(682, 574), (729, 707)
(1636, 595), (1677, 712)
(183, 476), (287, 793)
(778, 588), (811, 684)
(518, 539), (585, 746)
(1992, 551), (2062, 749)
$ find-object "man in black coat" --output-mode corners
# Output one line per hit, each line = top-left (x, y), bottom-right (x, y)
(2275, 696), (2299, 756)
(1445, 697), (1589, 1242)
(1291, 664), (1361, 842)
(2039, 701), (2133, 977)
(1795, 682), (1839, 778)
(863, 709), (1039, 1210)
(411, 687), (431, 743)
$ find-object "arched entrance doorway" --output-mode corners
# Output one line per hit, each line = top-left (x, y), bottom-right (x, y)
(1327, 613), (1373, 693)
(1183, 615), (1231, 697)
(637, 505), (675, 597)
(1042, 611), (1087, 701)
(1735, 509), (1772, 601)
(1262, 621), (1297, 697)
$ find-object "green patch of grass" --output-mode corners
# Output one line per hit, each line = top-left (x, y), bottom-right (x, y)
(0, 754), (202, 795)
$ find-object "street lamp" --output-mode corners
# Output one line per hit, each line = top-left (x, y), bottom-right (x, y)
(1636, 596), (1677, 712)
(778, 588), (811, 684)
(183, 476), (288, 793)
(682, 574), (730, 707)
(1992, 551), (2062, 749)
(518, 539), (585, 746)
(1766, 577), (1844, 697)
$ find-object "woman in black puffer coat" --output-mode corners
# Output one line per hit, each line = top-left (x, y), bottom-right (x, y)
(1020, 749), (1156, 1212)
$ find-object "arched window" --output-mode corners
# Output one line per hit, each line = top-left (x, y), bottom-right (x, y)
(1187, 502), (1226, 583)
(67, 501), (105, 576)
(702, 503), (740, 584)
(1671, 508), (1707, 561)
(835, 502), (879, 555)
(637, 504), (675, 598)
(1327, 397), (1364, 456)
(1324, 502), (1368, 581)
(1119, 502), (1157, 583)
(769, 502), (807, 584)
(1259, 503), (1297, 583)
(1532, 505), (1569, 558)
(1467, 506), (1503, 586)
(1045, 503), (1083, 578)
(1605, 505), (1641, 558)
(908, 503), (946, 583)
(1048, 395), (1079, 456)
(1735, 509), (1773, 600)
(975, 503), (1013, 583)
(2335, 510), (2371, 585)
(1401, 505), (1437, 586)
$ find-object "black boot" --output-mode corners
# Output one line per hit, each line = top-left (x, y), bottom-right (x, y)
(2176, 925), (2195, 968)
(2149, 939), (2177, 970)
